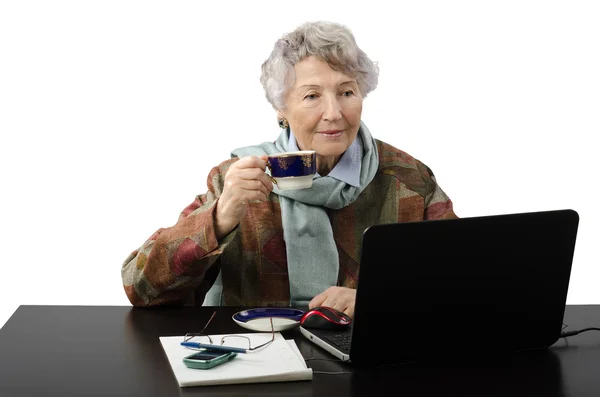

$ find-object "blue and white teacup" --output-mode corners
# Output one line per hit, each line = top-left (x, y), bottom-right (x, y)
(267, 150), (317, 190)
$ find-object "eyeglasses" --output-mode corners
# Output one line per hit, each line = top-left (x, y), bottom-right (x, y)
(182, 311), (275, 354)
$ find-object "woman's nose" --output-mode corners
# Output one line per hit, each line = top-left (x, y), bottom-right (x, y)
(322, 95), (342, 122)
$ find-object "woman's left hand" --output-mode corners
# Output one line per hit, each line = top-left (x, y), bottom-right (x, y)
(309, 286), (357, 318)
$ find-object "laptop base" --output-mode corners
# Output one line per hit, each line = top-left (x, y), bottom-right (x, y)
(299, 326), (351, 361)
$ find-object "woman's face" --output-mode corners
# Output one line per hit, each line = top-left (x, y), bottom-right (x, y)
(279, 56), (363, 159)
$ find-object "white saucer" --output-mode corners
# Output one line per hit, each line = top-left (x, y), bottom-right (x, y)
(232, 308), (305, 332)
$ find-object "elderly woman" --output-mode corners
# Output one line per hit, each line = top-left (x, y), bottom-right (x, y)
(121, 21), (457, 318)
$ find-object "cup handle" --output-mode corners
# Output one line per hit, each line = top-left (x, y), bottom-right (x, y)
(265, 162), (278, 186)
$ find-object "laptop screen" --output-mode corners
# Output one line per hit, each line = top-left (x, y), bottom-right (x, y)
(349, 209), (578, 365)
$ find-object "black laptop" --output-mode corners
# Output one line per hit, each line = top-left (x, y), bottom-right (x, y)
(299, 209), (579, 366)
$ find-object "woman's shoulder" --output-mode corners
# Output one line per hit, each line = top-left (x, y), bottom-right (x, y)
(374, 139), (438, 192)
(375, 139), (421, 167)
(208, 157), (240, 177)
(200, 157), (240, 193)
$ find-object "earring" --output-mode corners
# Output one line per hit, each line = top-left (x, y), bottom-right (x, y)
(278, 117), (289, 129)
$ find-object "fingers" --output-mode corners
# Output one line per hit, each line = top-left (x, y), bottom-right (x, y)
(224, 157), (274, 202)
(230, 179), (269, 198)
(311, 289), (340, 311)
(323, 299), (354, 319)
(235, 155), (268, 171)
(345, 306), (355, 319)
(320, 297), (344, 312)
(236, 168), (274, 192)
(225, 175), (272, 203)
(310, 287), (357, 319)
(309, 292), (327, 309)
(217, 156), (273, 229)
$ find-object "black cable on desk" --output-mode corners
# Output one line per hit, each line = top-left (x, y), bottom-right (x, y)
(560, 327), (600, 338)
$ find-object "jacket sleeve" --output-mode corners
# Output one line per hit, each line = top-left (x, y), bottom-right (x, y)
(121, 159), (239, 307)
(418, 162), (459, 220)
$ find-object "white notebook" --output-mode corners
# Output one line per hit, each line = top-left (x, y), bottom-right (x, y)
(159, 332), (313, 387)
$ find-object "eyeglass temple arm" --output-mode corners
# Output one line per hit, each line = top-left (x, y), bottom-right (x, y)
(199, 311), (217, 334)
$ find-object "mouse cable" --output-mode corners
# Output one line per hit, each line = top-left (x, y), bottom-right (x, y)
(560, 327), (600, 338)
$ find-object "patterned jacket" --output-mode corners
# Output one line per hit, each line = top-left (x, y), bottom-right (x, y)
(121, 139), (458, 307)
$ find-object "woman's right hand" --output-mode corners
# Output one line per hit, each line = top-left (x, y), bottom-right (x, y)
(215, 155), (274, 239)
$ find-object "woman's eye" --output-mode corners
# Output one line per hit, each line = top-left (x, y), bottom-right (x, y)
(304, 94), (318, 100)
(342, 90), (354, 97)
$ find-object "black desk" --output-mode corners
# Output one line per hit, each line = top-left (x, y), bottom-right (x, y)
(0, 305), (599, 397)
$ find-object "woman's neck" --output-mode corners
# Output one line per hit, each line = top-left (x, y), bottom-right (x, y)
(316, 155), (341, 176)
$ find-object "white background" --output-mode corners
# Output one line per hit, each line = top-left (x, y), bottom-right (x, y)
(1, 1), (598, 329)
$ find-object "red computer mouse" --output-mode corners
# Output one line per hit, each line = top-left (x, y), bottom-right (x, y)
(300, 306), (352, 330)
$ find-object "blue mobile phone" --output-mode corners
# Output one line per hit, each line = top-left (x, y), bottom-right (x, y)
(182, 349), (237, 370)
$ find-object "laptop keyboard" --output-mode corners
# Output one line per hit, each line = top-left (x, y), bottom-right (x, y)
(323, 333), (351, 353)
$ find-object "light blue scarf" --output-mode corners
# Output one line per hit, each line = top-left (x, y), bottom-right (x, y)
(227, 121), (379, 307)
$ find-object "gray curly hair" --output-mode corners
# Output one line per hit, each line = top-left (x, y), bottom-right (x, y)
(260, 21), (379, 110)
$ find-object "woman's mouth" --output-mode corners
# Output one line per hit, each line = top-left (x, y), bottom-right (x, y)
(318, 130), (343, 138)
